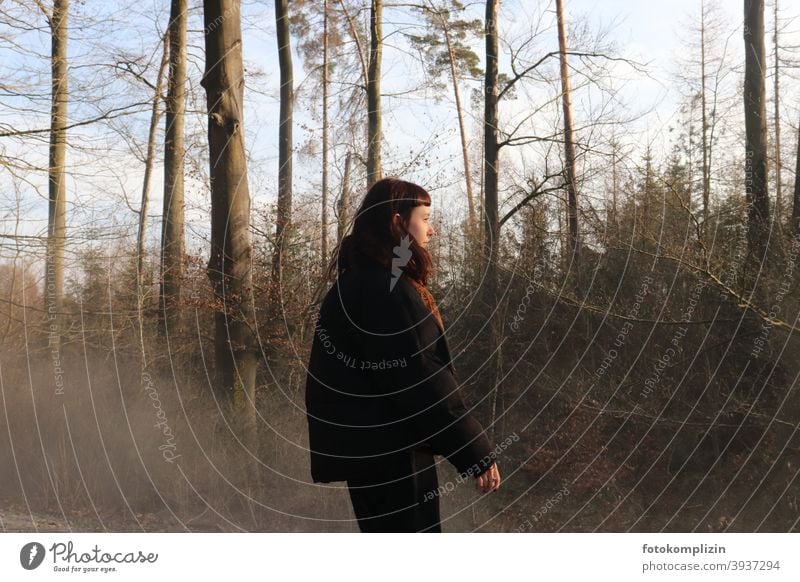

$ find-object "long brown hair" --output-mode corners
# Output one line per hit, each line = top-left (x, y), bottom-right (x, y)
(328, 177), (434, 285)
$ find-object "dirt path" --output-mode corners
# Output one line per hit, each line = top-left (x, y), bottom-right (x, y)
(1, 505), (79, 532)
(0, 504), (231, 532)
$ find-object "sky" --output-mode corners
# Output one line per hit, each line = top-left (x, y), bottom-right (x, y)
(1, 0), (799, 273)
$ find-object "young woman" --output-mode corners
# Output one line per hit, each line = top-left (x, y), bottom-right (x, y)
(305, 177), (501, 533)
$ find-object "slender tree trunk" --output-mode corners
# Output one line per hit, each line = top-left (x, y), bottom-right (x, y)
(773, 0), (782, 219)
(611, 140), (618, 236)
(792, 115), (800, 236)
(743, 0), (770, 263)
(700, 0), (711, 242)
(644, 148), (652, 235)
(136, 34), (168, 386)
(479, 126), (485, 247)
(160, 0), (188, 337)
(138, 33), (169, 291)
(45, 0), (68, 357)
(337, 150), (352, 244)
(200, 0), (258, 436)
(366, 0), (383, 187)
(273, 0), (293, 297)
(483, 0), (501, 441)
(321, 0), (329, 272)
(556, 0), (579, 269)
(439, 12), (476, 236)
(483, 0), (499, 280)
(337, 0), (367, 83)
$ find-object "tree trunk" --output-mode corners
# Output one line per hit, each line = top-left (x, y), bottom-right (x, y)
(200, 0), (258, 437)
(743, 0), (770, 263)
(439, 11), (476, 237)
(45, 0), (68, 358)
(320, 0), (329, 272)
(611, 138), (619, 236)
(337, 0), (367, 83)
(337, 150), (352, 244)
(273, 0), (293, 298)
(479, 125), (485, 246)
(644, 147), (653, 236)
(700, 0), (710, 242)
(483, 0), (499, 281)
(773, 0), (782, 219)
(160, 0), (188, 337)
(792, 114), (800, 236)
(483, 0), (501, 442)
(556, 0), (579, 268)
(366, 0), (383, 187)
(138, 33), (169, 295)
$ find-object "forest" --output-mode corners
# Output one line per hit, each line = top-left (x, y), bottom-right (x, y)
(0, 0), (799, 532)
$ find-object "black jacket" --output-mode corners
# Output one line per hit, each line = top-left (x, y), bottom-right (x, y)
(305, 259), (495, 483)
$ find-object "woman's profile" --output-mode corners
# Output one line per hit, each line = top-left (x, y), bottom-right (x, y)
(304, 177), (501, 533)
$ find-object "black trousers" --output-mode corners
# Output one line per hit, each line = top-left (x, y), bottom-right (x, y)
(346, 448), (441, 533)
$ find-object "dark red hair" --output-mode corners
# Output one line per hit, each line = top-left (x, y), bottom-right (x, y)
(330, 177), (434, 285)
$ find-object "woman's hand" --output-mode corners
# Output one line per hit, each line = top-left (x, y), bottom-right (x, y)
(475, 462), (501, 493)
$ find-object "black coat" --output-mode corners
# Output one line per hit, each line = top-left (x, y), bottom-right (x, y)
(305, 259), (495, 483)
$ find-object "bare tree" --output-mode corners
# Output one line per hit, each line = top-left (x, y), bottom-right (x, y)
(42, 0), (68, 351)
(290, 0), (350, 270)
(274, 0), (294, 294)
(483, 0), (499, 286)
(321, 0), (330, 271)
(793, 115), (800, 236)
(337, 150), (353, 244)
(556, 0), (580, 267)
(700, 0), (711, 240)
(743, 0), (770, 263)
(200, 0), (258, 436)
(674, 0), (734, 245)
(772, 0), (782, 218)
(137, 34), (168, 292)
(482, 0), (501, 440)
(160, 0), (188, 337)
(366, 0), (383, 186)
(410, 0), (483, 236)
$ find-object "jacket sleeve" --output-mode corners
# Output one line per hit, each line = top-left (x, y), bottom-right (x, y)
(360, 279), (495, 478)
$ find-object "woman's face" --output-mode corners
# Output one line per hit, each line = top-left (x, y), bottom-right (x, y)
(396, 204), (436, 247)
